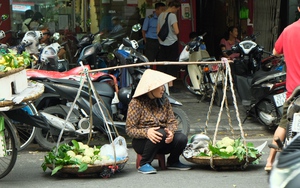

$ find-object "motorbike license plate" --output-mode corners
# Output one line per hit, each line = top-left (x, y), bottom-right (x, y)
(210, 72), (223, 84)
(292, 113), (300, 132)
(273, 92), (286, 107)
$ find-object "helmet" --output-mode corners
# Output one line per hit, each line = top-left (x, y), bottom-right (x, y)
(189, 134), (210, 143)
(118, 86), (133, 105)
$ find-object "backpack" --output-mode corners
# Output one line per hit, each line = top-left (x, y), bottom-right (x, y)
(158, 12), (171, 41)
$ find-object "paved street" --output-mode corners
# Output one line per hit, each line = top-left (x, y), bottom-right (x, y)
(2, 138), (272, 188)
(1, 78), (275, 187)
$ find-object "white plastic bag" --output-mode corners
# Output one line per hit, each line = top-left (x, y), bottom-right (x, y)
(99, 136), (128, 162)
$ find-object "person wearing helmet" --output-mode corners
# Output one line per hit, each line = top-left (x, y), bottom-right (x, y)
(22, 9), (34, 33)
(110, 16), (123, 34)
(29, 12), (44, 31)
(126, 69), (191, 174)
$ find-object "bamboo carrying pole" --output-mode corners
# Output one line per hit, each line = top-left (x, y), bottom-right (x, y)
(87, 60), (233, 73)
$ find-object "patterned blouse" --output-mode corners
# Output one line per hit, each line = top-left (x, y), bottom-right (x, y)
(126, 95), (177, 139)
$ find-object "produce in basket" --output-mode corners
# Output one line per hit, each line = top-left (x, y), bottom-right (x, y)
(0, 50), (31, 72)
(184, 136), (262, 164)
(199, 137), (261, 163)
(42, 140), (105, 175)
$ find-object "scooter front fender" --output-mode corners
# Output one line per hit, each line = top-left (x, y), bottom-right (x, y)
(167, 95), (182, 106)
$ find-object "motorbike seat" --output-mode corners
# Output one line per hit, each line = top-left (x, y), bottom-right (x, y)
(251, 70), (281, 85)
(201, 57), (216, 62)
(287, 85), (300, 102)
(45, 78), (115, 98)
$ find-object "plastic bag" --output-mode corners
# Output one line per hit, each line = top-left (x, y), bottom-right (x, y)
(99, 136), (128, 162)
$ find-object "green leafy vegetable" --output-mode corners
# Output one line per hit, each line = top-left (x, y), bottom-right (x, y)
(197, 137), (261, 163)
(41, 140), (102, 175)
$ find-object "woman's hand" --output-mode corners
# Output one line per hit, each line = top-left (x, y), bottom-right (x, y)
(164, 128), (174, 144)
(147, 127), (163, 144)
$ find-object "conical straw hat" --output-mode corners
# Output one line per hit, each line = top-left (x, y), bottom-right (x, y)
(132, 69), (176, 98)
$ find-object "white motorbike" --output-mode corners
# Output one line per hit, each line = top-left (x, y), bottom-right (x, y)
(182, 33), (229, 106)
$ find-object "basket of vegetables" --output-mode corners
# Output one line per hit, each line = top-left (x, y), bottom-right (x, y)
(184, 136), (262, 167)
(0, 50), (32, 78)
(42, 139), (128, 177)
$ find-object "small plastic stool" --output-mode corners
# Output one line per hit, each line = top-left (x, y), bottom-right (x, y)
(136, 153), (167, 170)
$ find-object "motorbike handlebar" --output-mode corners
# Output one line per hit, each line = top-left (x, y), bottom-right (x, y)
(24, 42), (33, 47)
(201, 32), (207, 37)
(60, 41), (68, 46)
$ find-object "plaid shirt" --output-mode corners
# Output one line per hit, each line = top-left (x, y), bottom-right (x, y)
(126, 95), (177, 139)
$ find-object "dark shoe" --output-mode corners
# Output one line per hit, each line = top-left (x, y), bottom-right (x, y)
(138, 163), (157, 174)
(169, 87), (180, 93)
(167, 161), (191, 170)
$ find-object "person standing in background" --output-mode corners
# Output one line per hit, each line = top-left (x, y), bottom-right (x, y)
(22, 9), (34, 33)
(110, 16), (123, 34)
(29, 12), (44, 31)
(156, 0), (181, 93)
(142, 2), (166, 62)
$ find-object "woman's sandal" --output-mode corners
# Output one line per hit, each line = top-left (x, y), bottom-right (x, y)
(264, 166), (272, 173)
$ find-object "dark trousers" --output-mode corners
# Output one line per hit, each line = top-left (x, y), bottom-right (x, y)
(156, 41), (179, 76)
(132, 128), (188, 166)
(145, 38), (160, 62)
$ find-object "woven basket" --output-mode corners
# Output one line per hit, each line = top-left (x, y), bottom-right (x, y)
(0, 67), (25, 78)
(0, 81), (44, 107)
(184, 154), (261, 166)
(46, 157), (129, 174)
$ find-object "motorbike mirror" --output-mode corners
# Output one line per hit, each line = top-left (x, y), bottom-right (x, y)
(0, 14), (9, 26)
(1, 14), (9, 22)
(107, 52), (115, 61)
(52, 32), (60, 41)
(132, 24), (141, 32)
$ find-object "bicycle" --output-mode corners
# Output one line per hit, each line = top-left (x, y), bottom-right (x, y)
(0, 112), (19, 179)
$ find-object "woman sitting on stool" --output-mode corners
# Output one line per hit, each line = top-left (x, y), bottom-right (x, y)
(126, 69), (191, 174)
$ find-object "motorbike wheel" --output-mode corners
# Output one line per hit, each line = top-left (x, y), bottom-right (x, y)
(35, 106), (73, 150)
(14, 103), (37, 151)
(213, 86), (223, 107)
(172, 107), (190, 136)
(183, 73), (204, 96)
(256, 100), (279, 128)
(213, 85), (233, 107)
(14, 123), (36, 151)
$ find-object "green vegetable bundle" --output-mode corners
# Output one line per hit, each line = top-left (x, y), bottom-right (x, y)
(197, 137), (261, 163)
(41, 140), (102, 175)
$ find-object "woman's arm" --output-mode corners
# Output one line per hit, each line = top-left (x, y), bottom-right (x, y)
(172, 22), (179, 35)
(165, 100), (177, 134)
(126, 99), (148, 138)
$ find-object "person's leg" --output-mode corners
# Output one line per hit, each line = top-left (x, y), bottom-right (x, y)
(265, 126), (286, 168)
(158, 132), (188, 165)
(145, 39), (159, 62)
(132, 128), (167, 167)
(265, 101), (288, 170)
(164, 41), (179, 90)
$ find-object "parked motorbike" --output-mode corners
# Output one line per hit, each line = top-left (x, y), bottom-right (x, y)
(182, 33), (229, 106)
(230, 34), (286, 128)
(269, 133), (300, 188)
(31, 37), (190, 150)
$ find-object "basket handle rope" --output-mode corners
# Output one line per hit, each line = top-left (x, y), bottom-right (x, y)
(208, 58), (249, 169)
